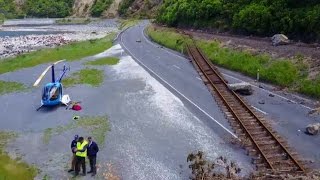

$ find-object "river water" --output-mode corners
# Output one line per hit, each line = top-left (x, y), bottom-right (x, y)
(0, 31), (64, 37)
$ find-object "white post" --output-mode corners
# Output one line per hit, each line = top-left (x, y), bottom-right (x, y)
(257, 69), (260, 82)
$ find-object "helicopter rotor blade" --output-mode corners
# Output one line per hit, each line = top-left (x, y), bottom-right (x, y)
(53, 59), (66, 65)
(33, 65), (52, 87)
(33, 59), (66, 87)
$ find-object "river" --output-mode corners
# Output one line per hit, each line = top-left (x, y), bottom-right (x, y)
(0, 31), (64, 37)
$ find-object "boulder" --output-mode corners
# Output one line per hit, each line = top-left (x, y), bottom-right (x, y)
(306, 123), (320, 135)
(228, 82), (253, 95)
(271, 34), (290, 46)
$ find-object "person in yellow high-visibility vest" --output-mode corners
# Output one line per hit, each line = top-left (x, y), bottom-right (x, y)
(74, 137), (88, 177)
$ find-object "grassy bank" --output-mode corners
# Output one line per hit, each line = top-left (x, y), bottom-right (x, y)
(62, 68), (104, 88)
(146, 26), (320, 99)
(0, 80), (26, 95)
(0, 132), (37, 179)
(43, 116), (109, 145)
(0, 33), (116, 75)
(55, 18), (91, 25)
(86, 57), (120, 66)
(119, 19), (140, 30)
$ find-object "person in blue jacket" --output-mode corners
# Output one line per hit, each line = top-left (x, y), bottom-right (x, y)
(68, 135), (79, 172)
(87, 136), (99, 176)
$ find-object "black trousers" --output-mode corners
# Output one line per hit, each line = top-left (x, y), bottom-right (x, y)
(88, 156), (97, 173)
(75, 156), (86, 175)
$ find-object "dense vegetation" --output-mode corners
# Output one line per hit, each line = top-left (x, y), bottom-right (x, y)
(24, 0), (74, 18)
(0, 0), (22, 19)
(91, 0), (113, 17)
(118, 0), (135, 16)
(157, 0), (320, 41)
(0, 0), (74, 18)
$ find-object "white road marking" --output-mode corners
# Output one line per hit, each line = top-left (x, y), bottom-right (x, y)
(196, 77), (202, 81)
(173, 65), (181, 70)
(141, 26), (314, 111)
(121, 32), (239, 139)
(251, 106), (267, 115)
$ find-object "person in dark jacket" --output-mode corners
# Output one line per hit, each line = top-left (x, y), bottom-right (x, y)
(87, 136), (99, 176)
(68, 135), (78, 172)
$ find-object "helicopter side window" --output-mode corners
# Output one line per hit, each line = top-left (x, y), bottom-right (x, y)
(42, 87), (49, 100)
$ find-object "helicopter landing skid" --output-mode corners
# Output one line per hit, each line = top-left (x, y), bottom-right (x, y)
(36, 105), (43, 111)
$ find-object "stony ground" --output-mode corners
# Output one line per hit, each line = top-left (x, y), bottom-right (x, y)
(0, 19), (118, 59)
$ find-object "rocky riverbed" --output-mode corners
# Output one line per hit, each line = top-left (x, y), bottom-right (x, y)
(0, 18), (118, 59)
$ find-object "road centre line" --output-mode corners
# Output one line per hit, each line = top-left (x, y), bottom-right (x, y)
(173, 65), (181, 69)
(251, 106), (267, 115)
(121, 30), (239, 139)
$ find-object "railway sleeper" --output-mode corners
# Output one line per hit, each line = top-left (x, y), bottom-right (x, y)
(242, 122), (262, 128)
(272, 160), (296, 167)
(245, 126), (265, 132)
(259, 145), (283, 153)
(238, 115), (257, 121)
(265, 153), (289, 161)
(248, 131), (267, 136)
(254, 136), (274, 142)
(255, 140), (277, 146)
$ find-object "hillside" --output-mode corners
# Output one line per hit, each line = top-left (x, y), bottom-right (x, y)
(0, 0), (163, 19)
(157, 0), (320, 42)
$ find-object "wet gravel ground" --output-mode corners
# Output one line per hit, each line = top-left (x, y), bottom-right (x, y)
(1, 44), (253, 179)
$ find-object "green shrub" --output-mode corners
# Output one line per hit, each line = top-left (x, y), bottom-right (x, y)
(233, 3), (271, 34)
(118, 0), (135, 16)
(298, 77), (320, 98)
(0, 13), (4, 24)
(91, 0), (113, 17)
(25, 0), (72, 18)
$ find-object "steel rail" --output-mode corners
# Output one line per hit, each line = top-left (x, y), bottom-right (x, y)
(187, 44), (305, 173)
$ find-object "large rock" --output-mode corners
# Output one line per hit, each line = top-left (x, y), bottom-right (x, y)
(228, 82), (253, 95)
(306, 123), (320, 135)
(271, 34), (290, 46)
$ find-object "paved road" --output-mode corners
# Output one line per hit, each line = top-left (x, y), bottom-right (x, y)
(119, 22), (237, 140)
(119, 21), (320, 169)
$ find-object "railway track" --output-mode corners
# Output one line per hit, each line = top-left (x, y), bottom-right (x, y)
(186, 44), (306, 174)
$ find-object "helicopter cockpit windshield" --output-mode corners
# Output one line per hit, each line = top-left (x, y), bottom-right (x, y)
(42, 84), (61, 101)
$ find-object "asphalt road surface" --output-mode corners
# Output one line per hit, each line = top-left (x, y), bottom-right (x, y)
(119, 21), (320, 169)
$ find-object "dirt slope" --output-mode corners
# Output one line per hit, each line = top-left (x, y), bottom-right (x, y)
(102, 0), (122, 18)
(71, 0), (96, 17)
(126, 0), (162, 18)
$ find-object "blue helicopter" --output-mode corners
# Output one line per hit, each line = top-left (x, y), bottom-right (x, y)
(33, 60), (70, 111)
